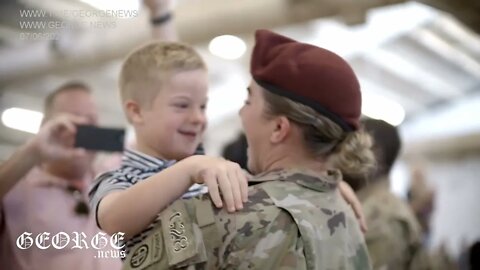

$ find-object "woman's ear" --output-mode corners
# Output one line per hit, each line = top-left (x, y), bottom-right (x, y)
(270, 116), (290, 143)
(125, 100), (143, 124)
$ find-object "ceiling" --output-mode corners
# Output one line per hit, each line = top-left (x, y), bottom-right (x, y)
(0, 0), (479, 159)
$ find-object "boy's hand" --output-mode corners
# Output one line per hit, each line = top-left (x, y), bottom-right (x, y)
(189, 156), (248, 213)
(338, 181), (368, 233)
(29, 114), (88, 162)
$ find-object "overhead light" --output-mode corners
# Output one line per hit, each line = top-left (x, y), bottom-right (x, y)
(79, 0), (139, 13)
(1, 108), (43, 134)
(208, 35), (247, 60)
(362, 93), (405, 126)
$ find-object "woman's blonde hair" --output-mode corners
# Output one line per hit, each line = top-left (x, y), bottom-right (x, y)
(262, 89), (375, 180)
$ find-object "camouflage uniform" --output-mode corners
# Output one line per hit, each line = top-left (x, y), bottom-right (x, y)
(123, 169), (371, 270)
(359, 179), (431, 270)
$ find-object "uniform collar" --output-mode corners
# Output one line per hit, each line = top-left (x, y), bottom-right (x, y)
(250, 168), (341, 192)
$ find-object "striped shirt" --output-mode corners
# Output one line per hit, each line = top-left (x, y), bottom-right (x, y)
(88, 149), (207, 255)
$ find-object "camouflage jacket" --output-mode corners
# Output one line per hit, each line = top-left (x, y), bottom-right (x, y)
(359, 180), (430, 270)
(123, 169), (371, 270)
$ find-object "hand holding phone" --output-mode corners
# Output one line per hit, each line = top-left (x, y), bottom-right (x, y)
(74, 125), (125, 152)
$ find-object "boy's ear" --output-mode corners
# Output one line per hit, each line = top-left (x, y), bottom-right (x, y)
(270, 116), (290, 144)
(125, 100), (143, 124)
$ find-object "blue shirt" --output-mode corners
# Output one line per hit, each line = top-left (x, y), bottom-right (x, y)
(88, 149), (207, 255)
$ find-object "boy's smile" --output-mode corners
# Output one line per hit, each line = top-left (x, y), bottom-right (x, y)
(134, 69), (208, 161)
(178, 129), (199, 139)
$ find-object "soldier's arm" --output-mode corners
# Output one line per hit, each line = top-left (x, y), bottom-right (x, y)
(220, 210), (306, 270)
(409, 246), (434, 270)
(366, 219), (413, 269)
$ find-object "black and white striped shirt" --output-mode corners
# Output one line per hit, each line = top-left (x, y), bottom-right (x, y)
(88, 149), (207, 255)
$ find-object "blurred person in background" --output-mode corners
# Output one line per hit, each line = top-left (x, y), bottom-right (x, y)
(344, 119), (431, 270)
(407, 165), (459, 270)
(408, 165), (435, 241)
(0, 82), (121, 269)
(222, 132), (249, 171)
(468, 241), (480, 270)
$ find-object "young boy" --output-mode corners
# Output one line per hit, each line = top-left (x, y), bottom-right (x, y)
(88, 41), (248, 256)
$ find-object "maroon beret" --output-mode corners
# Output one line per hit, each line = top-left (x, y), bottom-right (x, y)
(250, 29), (361, 131)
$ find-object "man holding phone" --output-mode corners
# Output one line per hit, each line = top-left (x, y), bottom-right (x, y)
(0, 82), (121, 269)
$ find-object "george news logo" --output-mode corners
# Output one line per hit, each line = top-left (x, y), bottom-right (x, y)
(16, 231), (126, 259)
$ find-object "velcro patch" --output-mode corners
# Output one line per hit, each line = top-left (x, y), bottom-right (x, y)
(161, 200), (198, 266)
(125, 230), (164, 270)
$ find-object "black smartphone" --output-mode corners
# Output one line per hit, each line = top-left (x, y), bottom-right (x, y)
(74, 125), (125, 152)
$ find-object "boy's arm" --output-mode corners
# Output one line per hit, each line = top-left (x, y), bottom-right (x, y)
(144, 0), (177, 41)
(95, 156), (247, 240)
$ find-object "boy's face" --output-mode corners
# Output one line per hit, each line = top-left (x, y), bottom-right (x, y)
(137, 69), (208, 160)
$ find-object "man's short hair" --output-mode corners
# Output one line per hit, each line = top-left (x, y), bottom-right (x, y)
(43, 81), (91, 121)
(119, 41), (206, 109)
(363, 119), (401, 177)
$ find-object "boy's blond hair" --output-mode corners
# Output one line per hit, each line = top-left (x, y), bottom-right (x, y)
(119, 41), (206, 110)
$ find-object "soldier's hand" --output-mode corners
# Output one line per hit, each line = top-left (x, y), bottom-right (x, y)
(338, 181), (368, 233)
(30, 114), (88, 162)
(190, 156), (248, 213)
